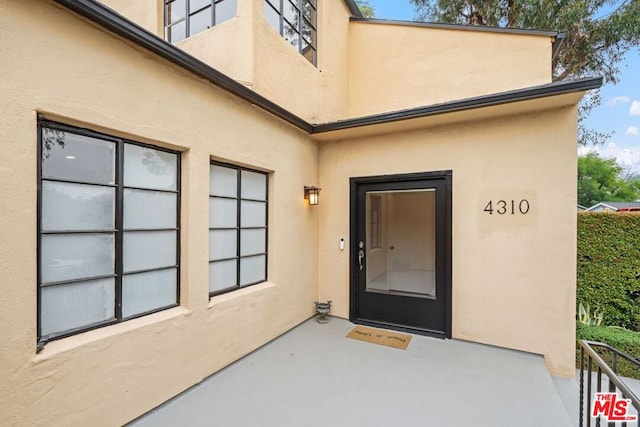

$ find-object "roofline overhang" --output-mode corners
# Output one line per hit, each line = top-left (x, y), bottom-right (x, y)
(349, 17), (560, 38)
(312, 77), (602, 133)
(343, 0), (363, 18)
(52, 0), (601, 137)
(52, 0), (314, 133)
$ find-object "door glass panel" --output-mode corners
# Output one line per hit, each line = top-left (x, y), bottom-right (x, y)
(365, 190), (436, 298)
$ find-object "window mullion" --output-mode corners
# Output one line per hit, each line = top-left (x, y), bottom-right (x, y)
(298, 0), (303, 54)
(115, 140), (124, 320)
(236, 168), (242, 288)
(185, 0), (190, 37)
(279, 0), (284, 35)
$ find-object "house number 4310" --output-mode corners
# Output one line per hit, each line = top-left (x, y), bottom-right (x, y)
(484, 199), (530, 215)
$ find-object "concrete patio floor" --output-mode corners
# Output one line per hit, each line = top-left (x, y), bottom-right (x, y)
(130, 317), (575, 427)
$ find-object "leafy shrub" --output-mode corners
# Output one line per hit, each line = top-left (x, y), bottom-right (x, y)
(577, 213), (640, 330)
(576, 323), (640, 379)
(578, 302), (603, 326)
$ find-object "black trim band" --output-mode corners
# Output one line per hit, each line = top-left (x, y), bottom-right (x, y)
(53, 0), (312, 133)
(52, 0), (601, 136)
(313, 77), (603, 133)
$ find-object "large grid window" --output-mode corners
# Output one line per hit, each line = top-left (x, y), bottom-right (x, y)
(37, 120), (180, 345)
(165, 0), (237, 43)
(209, 162), (268, 295)
(264, 0), (317, 65)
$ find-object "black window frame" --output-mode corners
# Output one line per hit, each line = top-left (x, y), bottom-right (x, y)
(264, 0), (317, 65)
(36, 118), (181, 349)
(209, 160), (269, 297)
(164, 0), (237, 43)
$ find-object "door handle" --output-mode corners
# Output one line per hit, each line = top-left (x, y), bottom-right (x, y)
(358, 250), (364, 270)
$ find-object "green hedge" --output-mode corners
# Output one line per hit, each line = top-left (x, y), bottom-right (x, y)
(576, 323), (640, 379)
(578, 213), (640, 330)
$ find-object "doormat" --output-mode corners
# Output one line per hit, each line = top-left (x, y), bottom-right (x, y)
(346, 325), (412, 350)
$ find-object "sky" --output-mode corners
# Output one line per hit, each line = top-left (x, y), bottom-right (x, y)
(366, 0), (640, 173)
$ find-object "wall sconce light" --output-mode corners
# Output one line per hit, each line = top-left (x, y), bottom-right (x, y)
(304, 186), (320, 205)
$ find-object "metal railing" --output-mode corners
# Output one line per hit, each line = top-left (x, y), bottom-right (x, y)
(579, 340), (640, 426)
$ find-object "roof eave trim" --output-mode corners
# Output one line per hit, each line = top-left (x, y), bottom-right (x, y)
(349, 17), (559, 37)
(52, 0), (314, 133)
(312, 77), (603, 134)
(343, 0), (363, 18)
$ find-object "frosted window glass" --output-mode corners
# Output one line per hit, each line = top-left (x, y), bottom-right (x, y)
(167, 0), (186, 23)
(240, 229), (266, 256)
(41, 234), (114, 283)
(241, 201), (266, 227)
(42, 181), (114, 231)
(240, 255), (266, 286)
(41, 130), (115, 185)
(210, 259), (237, 292)
(122, 269), (177, 318)
(124, 189), (176, 229)
(123, 231), (176, 272)
(189, 8), (211, 35)
(210, 165), (237, 197)
(190, 0), (209, 13)
(210, 229), (237, 261)
(124, 144), (177, 191)
(40, 278), (115, 336)
(264, 1), (280, 32)
(241, 170), (266, 200)
(210, 197), (237, 227)
(215, 0), (236, 24)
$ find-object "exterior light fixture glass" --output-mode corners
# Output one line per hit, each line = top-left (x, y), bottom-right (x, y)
(304, 186), (320, 205)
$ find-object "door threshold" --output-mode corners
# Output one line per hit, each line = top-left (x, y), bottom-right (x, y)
(353, 318), (448, 339)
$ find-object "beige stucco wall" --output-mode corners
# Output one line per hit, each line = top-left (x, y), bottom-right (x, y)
(99, 0), (163, 36)
(95, 1), (556, 124)
(175, 0), (254, 87)
(318, 106), (578, 377)
(0, 1), (318, 425)
(251, 0), (352, 122)
(348, 22), (553, 118)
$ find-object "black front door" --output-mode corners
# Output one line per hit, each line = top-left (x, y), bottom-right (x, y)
(350, 171), (452, 338)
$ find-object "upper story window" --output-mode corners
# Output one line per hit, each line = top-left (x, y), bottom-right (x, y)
(209, 162), (268, 296)
(264, 0), (317, 65)
(38, 120), (180, 345)
(165, 0), (237, 43)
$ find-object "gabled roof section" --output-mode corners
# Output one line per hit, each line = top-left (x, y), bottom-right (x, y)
(52, 0), (601, 136)
(586, 202), (640, 211)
